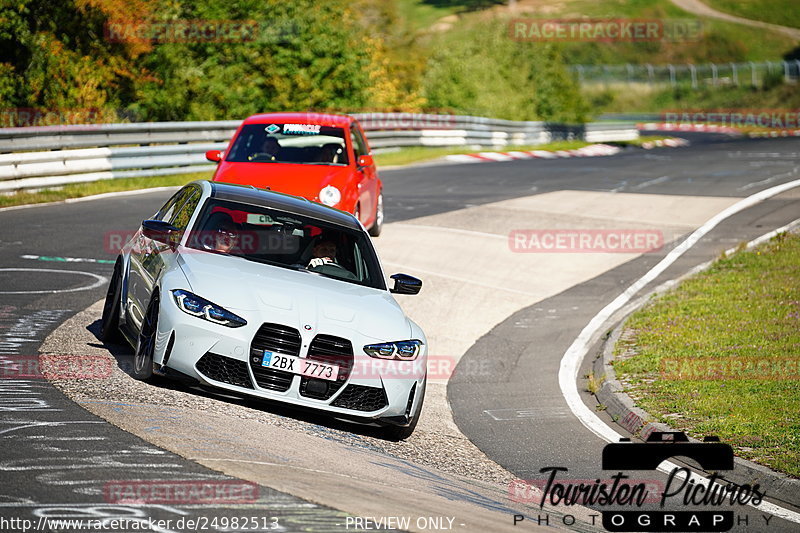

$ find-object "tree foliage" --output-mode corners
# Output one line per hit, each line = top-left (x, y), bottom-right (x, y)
(0, 0), (586, 124)
(423, 19), (587, 121)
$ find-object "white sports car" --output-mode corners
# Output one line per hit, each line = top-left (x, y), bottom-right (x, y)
(101, 180), (426, 439)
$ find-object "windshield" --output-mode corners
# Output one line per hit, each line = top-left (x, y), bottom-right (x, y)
(225, 123), (349, 165)
(186, 198), (385, 290)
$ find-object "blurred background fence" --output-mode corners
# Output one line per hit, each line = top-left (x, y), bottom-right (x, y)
(0, 114), (638, 192)
(571, 59), (800, 88)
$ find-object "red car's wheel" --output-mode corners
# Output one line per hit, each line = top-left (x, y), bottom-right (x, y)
(368, 192), (383, 237)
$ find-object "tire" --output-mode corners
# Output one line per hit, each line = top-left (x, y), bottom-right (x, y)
(368, 192), (383, 237)
(100, 258), (124, 343)
(132, 292), (159, 381)
(384, 378), (425, 441)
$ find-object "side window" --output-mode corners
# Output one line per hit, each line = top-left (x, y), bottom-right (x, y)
(350, 126), (367, 159)
(155, 187), (192, 222)
(168, 188), (202, 237)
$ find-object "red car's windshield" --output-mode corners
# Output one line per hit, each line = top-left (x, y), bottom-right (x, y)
(226, 123), (349, 166)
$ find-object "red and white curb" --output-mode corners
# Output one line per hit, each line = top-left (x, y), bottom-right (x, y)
(748, 129), (800, 138)
(638, 122), (742, 134)
(639, 122), (800, 139)
(640, 137), (689, 149)
(444, 143), (621, 163)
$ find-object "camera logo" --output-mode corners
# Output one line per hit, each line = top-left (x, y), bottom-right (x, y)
(603, 431), (734, 471)
(601, 432), (754, 532)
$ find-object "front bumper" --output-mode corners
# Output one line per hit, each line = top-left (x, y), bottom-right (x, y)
(153, 295), (426, 424)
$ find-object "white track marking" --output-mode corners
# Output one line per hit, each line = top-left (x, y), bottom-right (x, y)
(391, 223), (506, 240)
(381, 261), (540, 297)
(0, 186), (180, 212)
(737, 167), (798, 192)
(0, 268), (107, 294)
(21, 255), (114, 265)
(559, 176), (800, 524)
(631, 175), (670, 191)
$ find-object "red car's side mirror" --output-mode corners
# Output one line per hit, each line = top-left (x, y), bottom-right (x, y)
(357, 154), (373, 168)
(205, 150), (222, 162)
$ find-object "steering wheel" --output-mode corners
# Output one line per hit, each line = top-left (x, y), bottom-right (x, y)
(310, 261), (357, 280)
(248, 152), (275, 161)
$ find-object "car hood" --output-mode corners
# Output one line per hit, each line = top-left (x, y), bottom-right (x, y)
(215, 163), (352, 198)
(175, 249), (410, 340)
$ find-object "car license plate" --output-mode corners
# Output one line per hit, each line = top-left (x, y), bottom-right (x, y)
(262, 351), (339, 381)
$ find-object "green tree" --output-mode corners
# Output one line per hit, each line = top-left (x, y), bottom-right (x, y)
(423, 19), (587, 121)
(131, 0), (377, 120)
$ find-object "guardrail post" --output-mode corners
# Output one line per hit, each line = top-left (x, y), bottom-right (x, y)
(750, 62), (757, 87)
(669, 64), (676, 87)
(689, 64), (697, 89)
(731, 63), (738, 86)
(711, 62), (718, 86)
(646, 64), (654, 85)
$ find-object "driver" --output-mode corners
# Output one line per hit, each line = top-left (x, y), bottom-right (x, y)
(201, 213), (240, 253)
(308, 239), (337, 268)
(248, 137), (281, 161)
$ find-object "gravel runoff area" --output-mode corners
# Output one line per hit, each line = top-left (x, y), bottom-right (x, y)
(41, 300), (515, 486)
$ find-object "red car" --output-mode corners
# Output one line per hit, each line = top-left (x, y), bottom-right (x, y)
(206, 112), (383, 236)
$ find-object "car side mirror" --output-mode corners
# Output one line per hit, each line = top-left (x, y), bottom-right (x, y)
(205, 150), (222, 162)
(142, 219), (180, 248)
(357, 154), (373, 168)
(390, 273), (422, 295)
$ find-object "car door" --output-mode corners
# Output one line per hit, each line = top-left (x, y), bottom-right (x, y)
(350, 124), (377, 224)
(127, 185), (201, 331)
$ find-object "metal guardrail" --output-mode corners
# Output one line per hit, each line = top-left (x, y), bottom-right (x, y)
(0, 114), (638, 192)
(571, 60), (800, 88)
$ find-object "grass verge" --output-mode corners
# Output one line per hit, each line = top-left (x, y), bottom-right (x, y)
(0, 172), (214, 209)
(705, 0), (800, 30)
(614, 232), (800, 477)
(585, 80), (800, 115)
(1, 138), (669, 209)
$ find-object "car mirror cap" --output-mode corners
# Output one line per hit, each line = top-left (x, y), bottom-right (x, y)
(389, 273), (422, 295)
(141, 219), (180, 247)
(205, 150), (222, 162)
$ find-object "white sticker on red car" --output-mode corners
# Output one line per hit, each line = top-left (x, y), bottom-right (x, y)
(282, 123), (321, 135)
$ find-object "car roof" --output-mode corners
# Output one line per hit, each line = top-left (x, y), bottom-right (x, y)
(241, 112), (354, 128)
(205, 181), (362, 231)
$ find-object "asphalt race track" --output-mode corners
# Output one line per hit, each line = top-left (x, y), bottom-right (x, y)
(1, 132), (799, 532)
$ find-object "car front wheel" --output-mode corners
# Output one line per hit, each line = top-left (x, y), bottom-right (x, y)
(100, 257), (123, 343)
(132, 292), (159, 380)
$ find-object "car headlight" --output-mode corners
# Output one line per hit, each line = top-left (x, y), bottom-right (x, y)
(363, 339), (423, 360)
(171, 289), (247, 328)
(319, 185), (341, 207)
